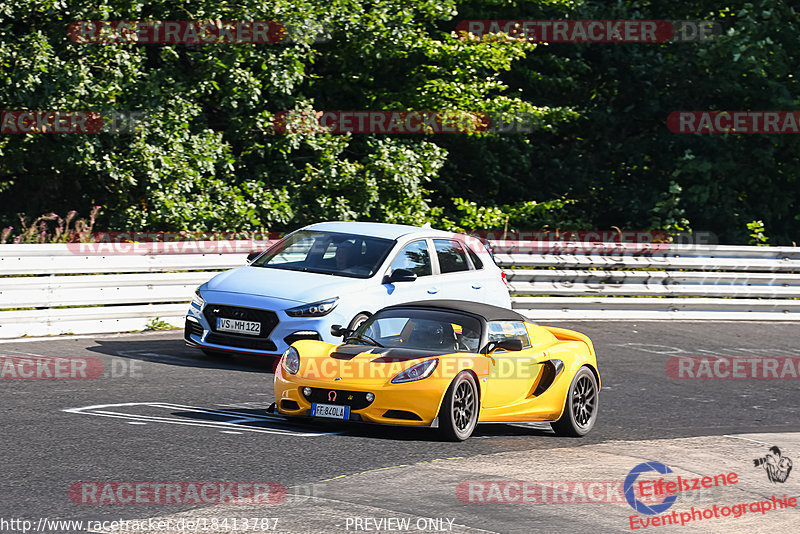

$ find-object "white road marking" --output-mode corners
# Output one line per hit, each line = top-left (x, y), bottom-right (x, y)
(723, 435), (770, 444)
(0, 330), (178, 344)
(1, 349), (62, 359)
(63, 402), (340, 437)
(611, 342), (800, 358)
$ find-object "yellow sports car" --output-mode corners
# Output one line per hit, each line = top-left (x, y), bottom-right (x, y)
(273, 300), (600, 441)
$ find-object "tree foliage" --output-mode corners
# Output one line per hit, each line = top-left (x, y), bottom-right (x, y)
(0, 0), (798, 244)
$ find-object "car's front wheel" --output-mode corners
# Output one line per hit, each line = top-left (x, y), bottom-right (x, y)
(551, 366), (598, 437)
(347, 312), (371, 332)
(437, 371), (479, 441)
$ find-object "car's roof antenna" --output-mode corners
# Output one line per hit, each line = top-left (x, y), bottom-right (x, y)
(421, 223), (432, 229)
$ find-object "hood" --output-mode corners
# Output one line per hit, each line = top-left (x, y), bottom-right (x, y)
(297, 343), (462, 385)
(329, 344), (451, 362)
(205, 265), (370, 303)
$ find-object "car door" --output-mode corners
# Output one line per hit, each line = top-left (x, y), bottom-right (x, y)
(461, 239), (497, 304)
(381, 239), (438, 306)
(431, 238), (484, 302)
(481, 321), (547, 409)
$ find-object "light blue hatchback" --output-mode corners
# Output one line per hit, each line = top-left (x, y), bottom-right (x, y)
(184, 221), (511, 357)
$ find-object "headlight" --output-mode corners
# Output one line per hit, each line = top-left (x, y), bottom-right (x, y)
(391, 359), (438, 384)
(191, 288), (205, 308)
(286, 297), (339, 317)
(281, 346), (300, 375)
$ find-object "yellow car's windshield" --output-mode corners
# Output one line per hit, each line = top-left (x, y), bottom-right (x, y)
(349, 309), (482, 353)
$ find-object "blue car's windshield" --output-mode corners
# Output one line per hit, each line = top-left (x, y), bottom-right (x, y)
(251, 230), (394, 278)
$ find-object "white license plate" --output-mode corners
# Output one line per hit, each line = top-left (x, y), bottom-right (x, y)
(311, 403), (350, 420)
(216, 317), (261, 336)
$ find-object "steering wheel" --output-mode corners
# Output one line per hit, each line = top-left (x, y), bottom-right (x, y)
(456, 338), (472, 352)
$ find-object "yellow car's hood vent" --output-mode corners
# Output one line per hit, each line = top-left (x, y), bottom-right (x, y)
(328, 344), (453, 363)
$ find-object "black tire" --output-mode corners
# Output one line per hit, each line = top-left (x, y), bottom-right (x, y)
(551, 366), (598, 437)
(347, 312), (371, 332)
(437, 371), (479, 441)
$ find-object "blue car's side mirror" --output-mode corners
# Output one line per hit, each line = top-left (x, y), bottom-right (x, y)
(382, 268), (417, 284)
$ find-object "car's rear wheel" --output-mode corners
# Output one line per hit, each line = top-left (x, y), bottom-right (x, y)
(551, 366), (598, 437)
(437, 371), (479, 441)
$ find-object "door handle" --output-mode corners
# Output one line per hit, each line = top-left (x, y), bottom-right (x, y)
(427, 287), (439, 294)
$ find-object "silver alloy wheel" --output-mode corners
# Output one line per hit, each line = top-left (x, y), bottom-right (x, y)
(572, 375), (596, 429)
(453, 381), (476, 431)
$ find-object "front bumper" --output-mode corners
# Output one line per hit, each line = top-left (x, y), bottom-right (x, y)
(184, 295), (351, 357)
(273, 364), (448, 427)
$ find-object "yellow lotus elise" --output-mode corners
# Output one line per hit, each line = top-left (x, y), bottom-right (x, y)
(273, 300), (600, 441)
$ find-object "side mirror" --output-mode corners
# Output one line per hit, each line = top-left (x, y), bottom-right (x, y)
(382, 268), (418, 284)
(246, 251), (261, 262)
(485, 338), (524, 354)
(330, 324), (349, 338)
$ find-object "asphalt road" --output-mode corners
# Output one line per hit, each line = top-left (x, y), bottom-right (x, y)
(1, 321), (798, 533)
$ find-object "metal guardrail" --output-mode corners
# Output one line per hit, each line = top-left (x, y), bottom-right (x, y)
(0, 241), (798, 339)
(0, 242), (254, 338)
(499, 242), (800, 320)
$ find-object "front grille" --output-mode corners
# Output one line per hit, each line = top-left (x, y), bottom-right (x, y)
(302, 387), (374, 410)
(206, 332), (277, 352)
(202, 305), (279, 339)
(184, 319), (203, 340)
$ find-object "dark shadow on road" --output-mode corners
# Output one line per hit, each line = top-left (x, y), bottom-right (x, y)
(169, 408), (341, 433)
(257, 418), (563, 442)
(86, 336), (278, 374)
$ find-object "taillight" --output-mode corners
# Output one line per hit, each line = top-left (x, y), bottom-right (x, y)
(501, 271), (511, 290)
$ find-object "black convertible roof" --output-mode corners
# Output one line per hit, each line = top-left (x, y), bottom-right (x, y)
(383, 300), (528, 322)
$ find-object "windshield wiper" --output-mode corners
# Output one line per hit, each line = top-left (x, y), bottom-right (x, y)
(255, 264), (330, 275)
(345, 334), (384, 347)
